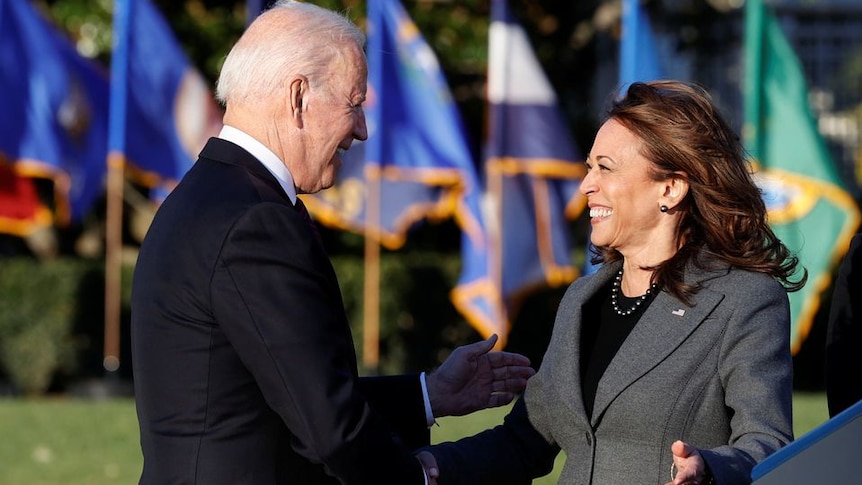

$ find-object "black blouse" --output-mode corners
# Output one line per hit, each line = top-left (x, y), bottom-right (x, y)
(580, 282), (659, 419)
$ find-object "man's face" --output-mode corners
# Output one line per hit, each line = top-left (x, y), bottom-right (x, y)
(294, 44), (368, 194)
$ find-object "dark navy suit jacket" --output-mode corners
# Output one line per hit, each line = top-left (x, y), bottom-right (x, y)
(132, 138), (428, 484)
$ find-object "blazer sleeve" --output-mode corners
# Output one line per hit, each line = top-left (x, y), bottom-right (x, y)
(210, 202), (424, 484)
(698, 275), (794, 484)
(426, 397), (559, 485)
(359, 374), (430, 450)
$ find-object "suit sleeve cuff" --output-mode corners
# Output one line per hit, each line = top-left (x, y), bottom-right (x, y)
(420, 372), (436, 427)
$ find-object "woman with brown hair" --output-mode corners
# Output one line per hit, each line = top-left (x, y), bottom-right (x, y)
(420, 80), (806, 485)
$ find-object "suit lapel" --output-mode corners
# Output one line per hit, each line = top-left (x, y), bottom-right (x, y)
(590, 264), (727, 425)
(198, 137), (337, 287)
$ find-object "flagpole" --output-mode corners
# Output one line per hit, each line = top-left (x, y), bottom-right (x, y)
(362, 167), (381, 374)
(104, 151), (124, 372)
(488, 0), (509, 348)
(104, 0), (132, 374)
(362, 0), (384, 374)
(488, 164), (504, 344)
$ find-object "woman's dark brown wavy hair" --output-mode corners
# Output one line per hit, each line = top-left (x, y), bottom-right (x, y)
(595, 80), (806, 303)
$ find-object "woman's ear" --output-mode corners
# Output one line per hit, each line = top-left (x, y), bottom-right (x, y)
(288, 75), (308, 128)
(661, 172), (690, 211)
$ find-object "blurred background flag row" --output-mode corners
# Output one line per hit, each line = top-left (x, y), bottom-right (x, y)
(2, 0), (859, 365)
(743, 0), (861, 356)
(450, 0), (586, 348)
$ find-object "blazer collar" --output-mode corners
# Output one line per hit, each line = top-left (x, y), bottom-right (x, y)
(588, 258), (729, 425)
(552, 258), (731, 426)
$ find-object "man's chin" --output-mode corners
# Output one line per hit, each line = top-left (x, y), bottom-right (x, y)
(325, 156), (343, 185)
(317, 172), (337, 193)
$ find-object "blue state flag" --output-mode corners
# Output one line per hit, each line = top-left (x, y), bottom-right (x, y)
(452, 0), (585, 345)
(111, 0), (222, 199)
(0, 0), (109, 223)
(619, 0), (664, 90)
(304, 0), (476, 250)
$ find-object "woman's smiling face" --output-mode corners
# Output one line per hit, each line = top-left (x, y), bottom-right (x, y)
(580, 118), (668, 255)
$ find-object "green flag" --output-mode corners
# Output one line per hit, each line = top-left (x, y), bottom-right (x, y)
(744, 0), (860, 355)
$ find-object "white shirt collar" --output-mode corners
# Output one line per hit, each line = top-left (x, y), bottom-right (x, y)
(218, 125), (297, 203)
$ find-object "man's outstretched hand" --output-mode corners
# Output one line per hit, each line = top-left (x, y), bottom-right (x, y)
(426, 334), (536, 417)
(664, 440), (710, 485)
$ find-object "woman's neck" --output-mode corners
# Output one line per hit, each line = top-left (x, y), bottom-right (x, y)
(619, 261), (657, 297)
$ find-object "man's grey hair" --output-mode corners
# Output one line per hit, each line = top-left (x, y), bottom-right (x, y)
(215, 0), (365, 106)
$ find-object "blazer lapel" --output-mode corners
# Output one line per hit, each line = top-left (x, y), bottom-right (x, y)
(552, 263), (619, 427)
(590, 264), (727, 425)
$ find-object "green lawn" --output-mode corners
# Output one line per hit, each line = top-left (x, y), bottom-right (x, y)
(0, 399), (141, 485)
(0, 393), (830, 485)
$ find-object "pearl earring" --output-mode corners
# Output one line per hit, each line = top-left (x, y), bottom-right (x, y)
(660, 205), (668, 213)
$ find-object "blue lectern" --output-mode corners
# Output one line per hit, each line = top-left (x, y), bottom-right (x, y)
(752, 398), (862, 484)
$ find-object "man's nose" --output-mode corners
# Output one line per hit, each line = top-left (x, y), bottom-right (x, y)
(354, 112), (368, 141)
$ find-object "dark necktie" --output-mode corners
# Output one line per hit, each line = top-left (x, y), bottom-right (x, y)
(294, 197), (322, 244)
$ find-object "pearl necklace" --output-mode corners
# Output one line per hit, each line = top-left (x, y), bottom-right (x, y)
(611, 269), (658, 317)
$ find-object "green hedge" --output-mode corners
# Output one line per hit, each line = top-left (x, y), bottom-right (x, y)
(0, 258), (89, 395)
(0, 252), (561, 395)
(0, 252), (493, 395)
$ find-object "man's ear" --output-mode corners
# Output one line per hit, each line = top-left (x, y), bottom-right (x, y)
(288, 75), (308, 128)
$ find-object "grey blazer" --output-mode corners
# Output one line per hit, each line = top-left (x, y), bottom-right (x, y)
(430, 259), (793, 485)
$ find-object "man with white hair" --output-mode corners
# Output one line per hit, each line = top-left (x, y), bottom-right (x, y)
(131, 2), (534, 483)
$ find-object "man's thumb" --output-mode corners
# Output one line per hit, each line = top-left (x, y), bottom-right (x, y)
(471, 334), (498, 355)
(672, 440), (694, 458)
